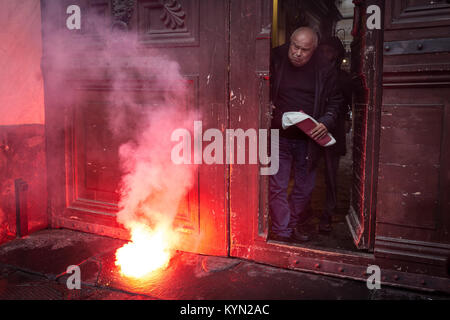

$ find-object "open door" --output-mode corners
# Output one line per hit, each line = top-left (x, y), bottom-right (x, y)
(345, 0), (384, 251)
(41, 0), (229, 256)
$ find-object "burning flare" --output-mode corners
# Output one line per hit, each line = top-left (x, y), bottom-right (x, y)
(115, 223), (175, 278)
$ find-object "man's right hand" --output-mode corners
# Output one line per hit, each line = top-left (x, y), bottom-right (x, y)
(310, 123), (328, 141)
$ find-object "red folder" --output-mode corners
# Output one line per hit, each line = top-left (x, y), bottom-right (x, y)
(282, 110), (336, 147)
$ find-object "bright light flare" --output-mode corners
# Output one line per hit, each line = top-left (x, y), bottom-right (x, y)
(115, 224), (174, 278)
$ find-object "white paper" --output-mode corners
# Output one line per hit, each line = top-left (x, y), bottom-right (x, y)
(282, 112), (336, 147)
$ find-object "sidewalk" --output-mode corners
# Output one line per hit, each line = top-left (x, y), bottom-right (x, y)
(0, 229), (448, 300)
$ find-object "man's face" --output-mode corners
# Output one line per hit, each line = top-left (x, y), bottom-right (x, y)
(288, 32), (316, 67)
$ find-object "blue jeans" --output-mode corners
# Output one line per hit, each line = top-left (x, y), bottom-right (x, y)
(269, 137), (317, 237)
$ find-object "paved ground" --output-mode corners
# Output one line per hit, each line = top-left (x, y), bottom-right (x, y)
(0, 229), (449, 300)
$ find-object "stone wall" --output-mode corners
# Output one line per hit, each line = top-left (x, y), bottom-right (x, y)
(0, 0), (47, 243)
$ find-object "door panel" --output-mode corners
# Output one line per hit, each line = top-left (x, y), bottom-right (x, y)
(386, 0), (450, 29)
(375, 0), (450, 267)
(228, 0), (273, 258)
(41, 0), (229, 256)
(345, 0), (384, 251)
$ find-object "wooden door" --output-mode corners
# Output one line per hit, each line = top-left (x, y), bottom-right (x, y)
(374, 0), (450, 273)
(345, 0), (384, 251)
(41, 0), (229, 256)
(229, 0), (273, 259)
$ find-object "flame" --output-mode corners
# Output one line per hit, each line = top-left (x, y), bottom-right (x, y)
(115, 224), (174, 278)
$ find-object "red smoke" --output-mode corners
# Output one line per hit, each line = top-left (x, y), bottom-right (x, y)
(43, 9), (199, 277)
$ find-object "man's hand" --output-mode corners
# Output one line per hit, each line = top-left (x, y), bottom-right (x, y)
(310, 123), (328, 141)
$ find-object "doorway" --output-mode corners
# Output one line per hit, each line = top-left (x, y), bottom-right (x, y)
(229, 0), (382, 272)
(269, 0), (360, 253)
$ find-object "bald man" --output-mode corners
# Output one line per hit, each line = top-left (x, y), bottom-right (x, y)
(269, 27), (342, 243)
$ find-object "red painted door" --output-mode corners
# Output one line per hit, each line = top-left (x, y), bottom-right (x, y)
(41, 0), (229, 256)
(229, 0), (288, 262)
(375, 0), (450, 271)
(345, 0), (384, 251)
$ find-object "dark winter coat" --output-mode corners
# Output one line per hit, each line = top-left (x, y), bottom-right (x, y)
(270, 42), (343, 171)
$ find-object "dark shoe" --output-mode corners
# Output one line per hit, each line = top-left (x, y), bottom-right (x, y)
(269, 233), (291, 243)
(319, 223), (332, 233)
(291, 229), (311, 243)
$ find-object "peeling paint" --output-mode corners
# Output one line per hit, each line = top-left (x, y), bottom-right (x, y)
(385, 163), (407, 168)
(230, 90), (236, 101)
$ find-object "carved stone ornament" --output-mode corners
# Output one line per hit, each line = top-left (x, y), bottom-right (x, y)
(111, 0), (135, 31)
(160, 0), (186, 29)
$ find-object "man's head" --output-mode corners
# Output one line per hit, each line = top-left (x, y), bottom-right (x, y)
(288, 27), (319, 67)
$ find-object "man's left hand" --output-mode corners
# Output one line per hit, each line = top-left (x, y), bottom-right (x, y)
(310, 123), (328, 141)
